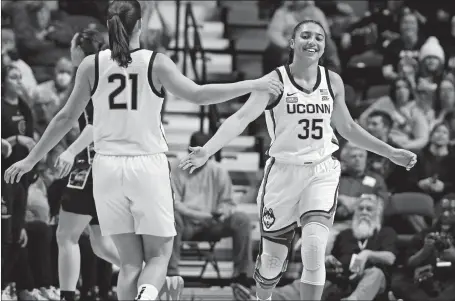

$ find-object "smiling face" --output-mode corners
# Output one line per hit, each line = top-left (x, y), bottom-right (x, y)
(290, 21), (325, 64)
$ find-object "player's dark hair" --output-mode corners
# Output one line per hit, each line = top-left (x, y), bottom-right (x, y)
(288, 19), (326, 64)
(76, 28), (107, 56)
(1, 64), (20, 96)
(107, 0), (141, 68)
(367, 110), (393, 129)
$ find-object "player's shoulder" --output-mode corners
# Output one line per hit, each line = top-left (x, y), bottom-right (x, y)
(326, 68), (343, 86)
(77, 54), (96, 77)
(269, 66), (285, 82)
(326, 68), (343, 97)
(153, 52), (174, 71)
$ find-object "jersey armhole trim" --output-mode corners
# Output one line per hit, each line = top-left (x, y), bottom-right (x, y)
(325, 67), (336, 100)
(265, 68), (283, 110)
(148, 52), (165, 98)
(90, 52), (99, 96)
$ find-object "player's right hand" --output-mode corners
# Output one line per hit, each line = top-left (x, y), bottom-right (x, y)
(252, 73), (283, 98)
(389, 148), (417, 171)
(4, 158), (35, 184)
(178, 146), (209, 174)
(55, 150), (75, 179)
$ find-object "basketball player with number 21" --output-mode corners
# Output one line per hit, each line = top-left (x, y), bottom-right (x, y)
(3, 1), (284, 300)
(179, 20), (417, 301)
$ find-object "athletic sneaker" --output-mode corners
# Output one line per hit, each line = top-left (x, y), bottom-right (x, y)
(39, 286), (60, 301)
(17, 289), (48, 300)
(159, 276), (184, 301)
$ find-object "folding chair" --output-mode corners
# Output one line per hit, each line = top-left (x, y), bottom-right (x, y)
(383, 192), (434, 265)
(183, 233), (222, 280)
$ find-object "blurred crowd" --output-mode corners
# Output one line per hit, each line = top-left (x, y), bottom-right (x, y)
(1, 1), (455, 301)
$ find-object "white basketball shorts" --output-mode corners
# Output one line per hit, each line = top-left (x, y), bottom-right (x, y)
(92, 153), (176, 237)
(257, 156), (341, 236)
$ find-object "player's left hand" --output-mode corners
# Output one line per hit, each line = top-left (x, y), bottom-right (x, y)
(178, 146), (209, 174)
(70, 33), (85, 67)
(55, 150), (76, 179)
(4, 158), (35, 184)
(388, 148), (417, 171)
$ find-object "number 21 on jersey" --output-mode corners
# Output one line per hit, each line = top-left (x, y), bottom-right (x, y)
(108, 73), (138, 110)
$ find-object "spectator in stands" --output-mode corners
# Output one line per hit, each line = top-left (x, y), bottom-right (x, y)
(359, 77), (430, 151)
(340, 0), (404, 56)
(413, 77), (438, 129)
(1, 28), (37, 104)
(232, 196), (397, 301)
(364, 110), (398, 180)
(168, 132), (253, 287)
(434, 75), (455, 126)
(396, 122), (455, 204)
(6, 1), (74, 83)
(397, 56), (419, 89)
(391, 193), (455, 301)
(38, 56), (74, 110)
(382, 11), (426, 82)
(418, 36), (446, 84)
(263, 0), (341, 74)
(335, 143), (389, 239)
(444, 15), (455, 75)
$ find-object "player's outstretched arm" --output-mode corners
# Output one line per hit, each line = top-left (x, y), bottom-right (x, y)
(179, 91), (272, 173)
(154, 53), (282, 105)
(330, 71), (417, 170)
(4, 56), (93, 184)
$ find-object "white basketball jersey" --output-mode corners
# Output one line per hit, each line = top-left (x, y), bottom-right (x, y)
(264, 65), (339, 165)
(91, 49), (168, 156)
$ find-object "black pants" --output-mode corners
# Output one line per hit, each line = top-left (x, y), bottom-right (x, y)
(26, 221), (53, 288)
(79, 234), (113, 299)
(2, 221), (53, 291)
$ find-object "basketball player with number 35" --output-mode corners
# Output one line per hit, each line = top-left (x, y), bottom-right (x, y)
(179, 20), (417, 301)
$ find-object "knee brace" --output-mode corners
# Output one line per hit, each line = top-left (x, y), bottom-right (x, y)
(254, 232), (295, 290)
(300, 222), (329, 286)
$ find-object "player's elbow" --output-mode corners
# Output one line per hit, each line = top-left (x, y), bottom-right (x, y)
(186, 85), (206, 104)
(234, 111), (255, 130)
(336, 120), (356, 139)
(56, 109), (76, 127)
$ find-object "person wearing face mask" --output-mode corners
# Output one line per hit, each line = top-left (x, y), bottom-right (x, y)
(37, 56), (74, 110)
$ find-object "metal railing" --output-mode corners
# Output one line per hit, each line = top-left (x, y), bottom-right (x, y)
(176, 0), (222, 161)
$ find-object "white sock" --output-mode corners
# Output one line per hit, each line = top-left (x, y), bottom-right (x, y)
(136, 284), (159, 300)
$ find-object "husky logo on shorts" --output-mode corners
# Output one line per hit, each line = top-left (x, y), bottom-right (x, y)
(262, 207), (275, 229)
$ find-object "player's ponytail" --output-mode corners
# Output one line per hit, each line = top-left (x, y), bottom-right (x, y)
(106, 0), (142, 68)
(108, 15), (132, 68)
